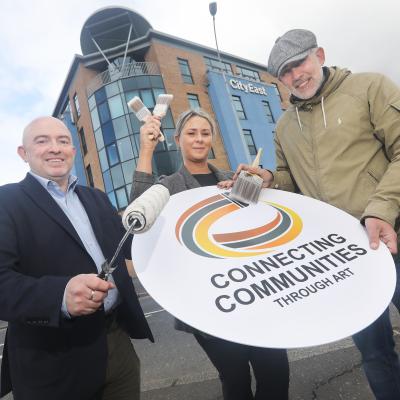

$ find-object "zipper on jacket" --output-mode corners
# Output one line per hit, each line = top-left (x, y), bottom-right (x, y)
(310, 110), (326, 202)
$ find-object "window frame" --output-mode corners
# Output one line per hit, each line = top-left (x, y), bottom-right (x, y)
(178, 58), (194, 84)
(73, 93), (81, 119)
(262, 100), (275, 123)
(79, 127), (88, 155)
(204, 56), (233, 75)
(187, 93), (201, 110)
(86, 164), (94, 187)
(232, 95), (247, 120)
(242, 129), (257, 156)
(236, 66), (260, 82)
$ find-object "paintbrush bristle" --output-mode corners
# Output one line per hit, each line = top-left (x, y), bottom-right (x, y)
(127, 97), (152, 122)
(153, 94), (174, 117)
(157, 94), (173, 105)
(229, 171), (263, 204)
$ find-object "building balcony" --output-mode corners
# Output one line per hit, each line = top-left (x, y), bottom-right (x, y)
(87, 61), (161, 97)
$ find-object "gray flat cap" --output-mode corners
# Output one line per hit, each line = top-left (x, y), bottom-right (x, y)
(267, 29), (317, 78)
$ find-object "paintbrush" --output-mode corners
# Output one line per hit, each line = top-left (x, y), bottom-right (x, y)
(127, 96), (165, 142)
(153, 94), (174, 118)
(229, 148), (264, 204)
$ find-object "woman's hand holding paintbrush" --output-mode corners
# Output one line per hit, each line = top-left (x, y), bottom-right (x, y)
(127, 94), (173, 143)
(136, 116), (163, 173)
(140, 115), (163, 146)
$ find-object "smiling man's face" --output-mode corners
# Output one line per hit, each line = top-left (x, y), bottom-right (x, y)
(279, 47), (325, 100)
(18, 117), (76, 190)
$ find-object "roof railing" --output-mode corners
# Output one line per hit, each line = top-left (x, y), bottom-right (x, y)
(86, 61), (161, 97)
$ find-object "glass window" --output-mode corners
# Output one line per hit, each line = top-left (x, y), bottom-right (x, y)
(99, 148), (109, 172)
(117, 137), (134, 162)
(153, 88), (165, 101)
(243, 129), (257, 156)
(106, 143), (119, 166)
(86, 165), (94, 187)
(73, 94), (80, 119)
(178, 58), (194, 84)
(88, 95), (96, 111)
(126, 183), (132, 198)
(102, 121), (115, 146)
(135, 76), (151, 89)
(105, 82), (119, 98)
(110, 164), (125, 188)
(94, 127), (104, 150)
(91, 108), (100, 131)
(108, 95), (124, 119)
(129, 114), (141, 134)
(113, 116), (129, 139)
(271, 82), (282, 100)
(103, 170), (113, 193)
(187, 93), (200, 110)
(236, 66), (260, 82)
(79, 128), (88, 155)
(61, 101), (71, 120)
(121, 159), (136, 185)
(140, 89), (154, 108)
(98, 102), (111, 124)
(108, 191), (117, 209)
(155, 139), (168, 153)
(125, 90), (140, 109)
(262, 100), (275, 123)
(161, 110), (175, 129)
(150, 75), (164, 88)
(163, 129), (177, 151)
(204, 56), (233, 74)
(122, 77), (138, 92)
(95, 87), (107, 104)
(208, 147), (215, 159)
(116, 187), (128, 209)
(132, 134), (141, 155)
(130, 135), (139, 157)
(232, 95), (246, 119)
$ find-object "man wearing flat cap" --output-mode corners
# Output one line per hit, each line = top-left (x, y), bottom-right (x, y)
(234, 29), (400, 399)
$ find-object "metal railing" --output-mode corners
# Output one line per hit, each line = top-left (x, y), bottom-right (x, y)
(86, 61), (161, 97)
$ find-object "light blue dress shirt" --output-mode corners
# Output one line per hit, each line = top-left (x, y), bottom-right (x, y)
(29, 172), (120, 316)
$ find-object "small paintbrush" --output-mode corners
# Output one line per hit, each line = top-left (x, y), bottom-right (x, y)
(229, 148), (264, 204)
(127, 96), (165, 142)
(153, 94), (173, 118)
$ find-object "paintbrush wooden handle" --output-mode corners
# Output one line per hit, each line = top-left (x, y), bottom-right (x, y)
(251, 148), (263, 168)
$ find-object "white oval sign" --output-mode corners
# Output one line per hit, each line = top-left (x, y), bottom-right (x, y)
(132, 187), (395, 348)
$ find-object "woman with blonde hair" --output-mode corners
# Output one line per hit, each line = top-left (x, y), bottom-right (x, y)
(130, 108), (289, 400)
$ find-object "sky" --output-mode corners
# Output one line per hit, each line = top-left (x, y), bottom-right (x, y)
(0, 0), (399, 185)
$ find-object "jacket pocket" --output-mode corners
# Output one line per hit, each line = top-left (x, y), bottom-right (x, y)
(390, 100), (400, 112)
(365, 151), (389, 185)
(366, 171), (379, 184)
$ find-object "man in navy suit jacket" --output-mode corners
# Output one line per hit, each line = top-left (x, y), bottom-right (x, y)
(0, 116), (153, 400)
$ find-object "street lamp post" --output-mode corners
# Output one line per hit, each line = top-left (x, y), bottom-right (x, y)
(208, 2), (251, 165)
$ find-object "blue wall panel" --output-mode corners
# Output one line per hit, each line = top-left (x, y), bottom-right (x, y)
(207, 71), (283, 170)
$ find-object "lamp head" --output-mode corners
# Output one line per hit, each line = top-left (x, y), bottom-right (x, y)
(209, 2), (217, 16)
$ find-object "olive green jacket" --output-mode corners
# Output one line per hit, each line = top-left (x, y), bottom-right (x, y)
(273, 67), (400, 228)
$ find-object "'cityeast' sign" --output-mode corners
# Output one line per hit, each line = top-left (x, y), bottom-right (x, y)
(132, 187), (395, 348)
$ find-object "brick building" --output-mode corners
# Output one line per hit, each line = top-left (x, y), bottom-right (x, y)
(53, 6), (288, 211)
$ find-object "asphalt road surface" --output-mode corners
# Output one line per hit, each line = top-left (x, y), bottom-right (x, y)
(1, 280), (400, 399)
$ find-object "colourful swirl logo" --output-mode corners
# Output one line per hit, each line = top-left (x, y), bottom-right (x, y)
(175, 193), (303, 259)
